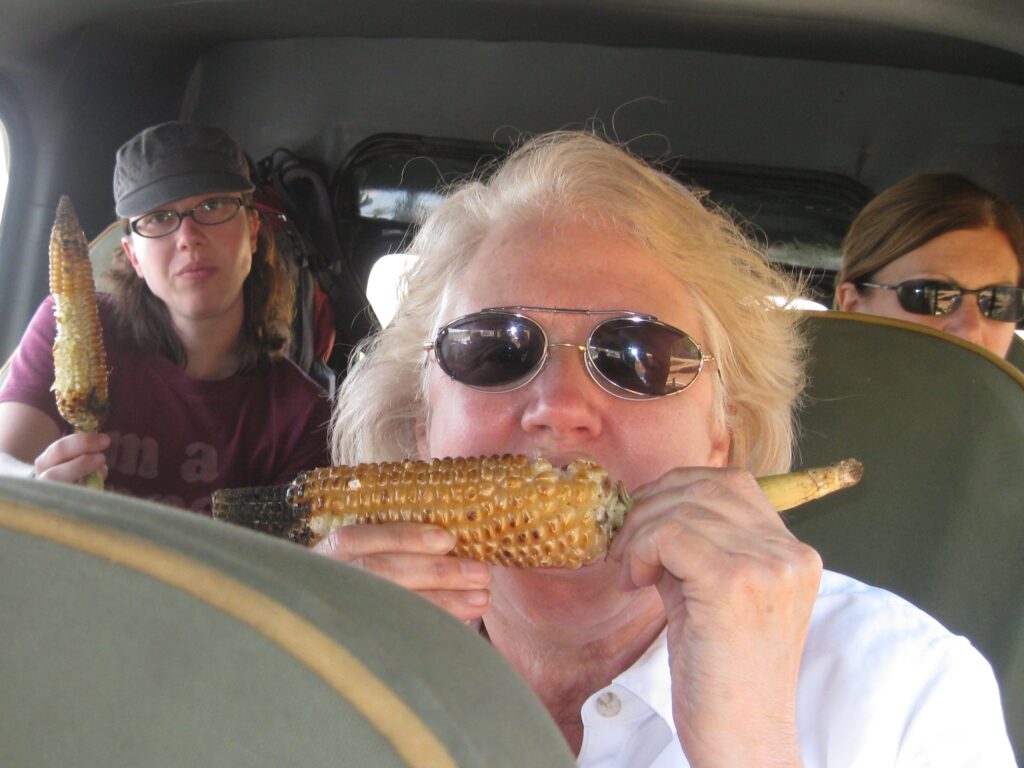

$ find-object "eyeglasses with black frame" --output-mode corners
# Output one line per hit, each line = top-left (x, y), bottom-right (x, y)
(855, 278), (1024, 323)
(129, 197), (251, 238)
(423, 306), (716, 401)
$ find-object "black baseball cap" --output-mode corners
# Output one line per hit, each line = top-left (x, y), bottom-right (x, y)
(113, 121), (254, 218)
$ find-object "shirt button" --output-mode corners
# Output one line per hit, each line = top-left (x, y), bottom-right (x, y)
(595, 691), (622, 718)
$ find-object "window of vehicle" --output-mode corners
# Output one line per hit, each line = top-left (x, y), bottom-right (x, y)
(366, 251), (418, 328)
(0, 118), (9, 231)
(341, 134), (871, 326)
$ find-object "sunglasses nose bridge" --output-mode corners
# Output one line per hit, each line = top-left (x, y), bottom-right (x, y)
(546, 341), (586, 352)
(530, 340), (607, 390)
(543, 341), (590, 373)
(947, 292), (989, 330)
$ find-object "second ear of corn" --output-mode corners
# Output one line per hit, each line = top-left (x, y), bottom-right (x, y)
(49, 195), (109, 434)
(213, 455), (862, 568)
(49, 195), (109, 489)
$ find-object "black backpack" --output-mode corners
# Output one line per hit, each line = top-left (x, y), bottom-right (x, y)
(251, 149), (380, 392)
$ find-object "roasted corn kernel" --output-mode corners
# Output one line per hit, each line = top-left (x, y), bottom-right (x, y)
(49, 195), (109, 488)
(213, 455), (862, 568)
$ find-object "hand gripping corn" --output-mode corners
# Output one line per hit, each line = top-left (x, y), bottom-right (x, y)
(49, 195), (109, 487)
(213, 455), (862, 568)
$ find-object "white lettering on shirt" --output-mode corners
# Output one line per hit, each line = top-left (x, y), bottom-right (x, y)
(181, 442), (219, 483)
(107, 432), (159, 479)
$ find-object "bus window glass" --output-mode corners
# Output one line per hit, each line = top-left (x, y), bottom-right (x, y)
(366, 252), (418, 328)
(0, 119), (9, 230)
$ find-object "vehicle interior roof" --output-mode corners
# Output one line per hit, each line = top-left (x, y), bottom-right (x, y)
(4, 0), (1024, 68)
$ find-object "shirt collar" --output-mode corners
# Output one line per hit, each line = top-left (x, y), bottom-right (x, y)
(611, 623), (674, 729)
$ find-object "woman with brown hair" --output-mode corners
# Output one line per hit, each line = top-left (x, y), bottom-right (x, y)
(0, 122), (330, 511)
(835, 172), (1024, 358)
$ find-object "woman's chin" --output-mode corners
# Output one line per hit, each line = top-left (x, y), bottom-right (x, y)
(488, 558), (655, 630)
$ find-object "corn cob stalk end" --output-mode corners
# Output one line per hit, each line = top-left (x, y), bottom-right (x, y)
(758, 458), (863, 513)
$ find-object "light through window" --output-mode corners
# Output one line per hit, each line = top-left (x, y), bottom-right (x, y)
(0, 119), (9, 229)
(366, 252), (419, 328)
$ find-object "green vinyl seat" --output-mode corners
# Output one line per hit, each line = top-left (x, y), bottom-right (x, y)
(1007, 334), (1024, 372)
(0, 477), (574, 768)
(789, 311), (1024, 759)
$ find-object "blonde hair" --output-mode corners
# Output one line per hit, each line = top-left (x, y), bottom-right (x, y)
(330, 131), (807, 475)
(836, 173), (1024, 294)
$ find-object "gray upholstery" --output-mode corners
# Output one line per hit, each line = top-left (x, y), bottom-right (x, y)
(1008, 335), (1024, 372)
(0, 477), (574, 767)
(790, 311), (1024, 758)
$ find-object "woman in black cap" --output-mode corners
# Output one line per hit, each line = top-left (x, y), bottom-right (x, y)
(0, 121), (331, 512)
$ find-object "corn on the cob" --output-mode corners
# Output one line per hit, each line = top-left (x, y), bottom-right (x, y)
(49, 195), (109, 489)
(217, 455), (628, 568)
(213, 455), (862, 568)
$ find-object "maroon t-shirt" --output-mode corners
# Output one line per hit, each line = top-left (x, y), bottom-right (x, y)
(0, 295), (332, 512)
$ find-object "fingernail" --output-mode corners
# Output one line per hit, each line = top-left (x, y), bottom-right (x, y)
(423, 528), (456, 552)
(460, 559), (491, 585)
(464, 590), (491, 606)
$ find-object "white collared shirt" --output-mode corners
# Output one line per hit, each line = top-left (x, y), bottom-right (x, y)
(576, 570), (1016, 767)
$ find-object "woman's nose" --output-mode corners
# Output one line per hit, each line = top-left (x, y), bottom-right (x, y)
(941, 295), (987, 347)
(518, 345), (603, 437)
(174, 213), (206, 245)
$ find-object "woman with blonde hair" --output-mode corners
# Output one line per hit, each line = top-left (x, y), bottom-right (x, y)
(320, 132), (1014, 766)
(836, 172), (1024, 358)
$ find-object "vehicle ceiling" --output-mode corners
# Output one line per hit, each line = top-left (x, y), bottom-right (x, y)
(3, 0), (1024, 72)
(2, 0), (1023, 356)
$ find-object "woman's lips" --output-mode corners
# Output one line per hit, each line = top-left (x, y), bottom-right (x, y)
(178, 264), (216, 280)
(536, 452), (600, 470)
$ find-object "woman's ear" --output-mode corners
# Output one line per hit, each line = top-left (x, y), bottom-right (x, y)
(835, 282), (862, 312)
(247, 207), (260, 253)
(121, 237), (144, 278)
(709, 426), (731, 469)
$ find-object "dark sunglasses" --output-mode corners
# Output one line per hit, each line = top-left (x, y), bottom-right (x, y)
(424, 307), (715, 400)
(856, 279), (1024, 323)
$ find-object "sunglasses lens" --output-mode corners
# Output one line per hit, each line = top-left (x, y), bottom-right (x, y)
(891, 280), (1024, 322)
(894, 280), (950, 315)
(434, 313), (546, 389)
(982, 286), (1024, 322)
(588, 318), (704, 398)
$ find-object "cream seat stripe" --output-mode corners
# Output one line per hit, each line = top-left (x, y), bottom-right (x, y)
(0, 498), (458, 768)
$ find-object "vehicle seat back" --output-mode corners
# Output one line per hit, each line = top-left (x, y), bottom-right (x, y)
(0, 477), (575, 767)
(789, 311), (1024, 757)
(1007, 334), (1024, 372)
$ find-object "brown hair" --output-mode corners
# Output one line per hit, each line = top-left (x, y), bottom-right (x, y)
(836, 173), (1024, 298)
(108, 198), (295, 371)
